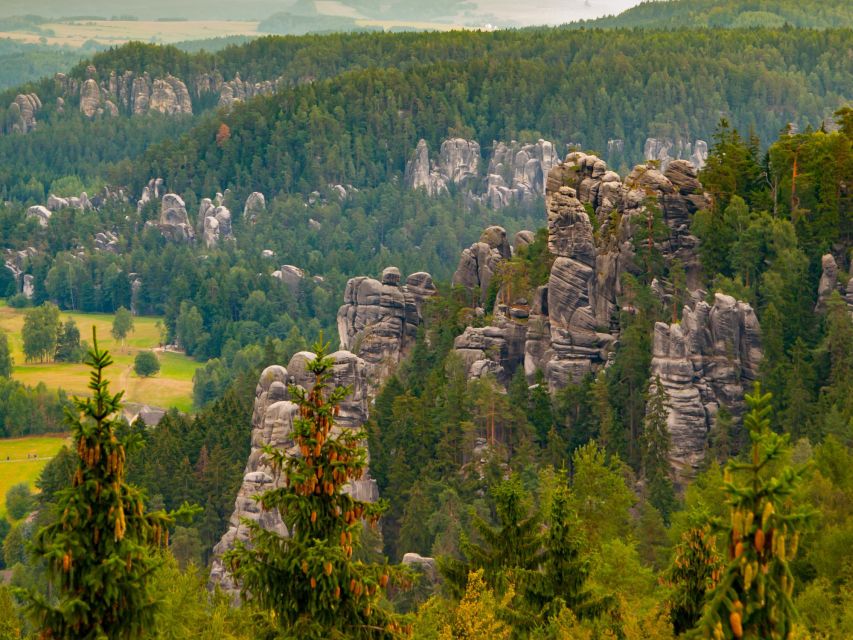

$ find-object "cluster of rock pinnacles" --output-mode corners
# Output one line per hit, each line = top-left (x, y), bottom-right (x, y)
(209, 152), (775, 592)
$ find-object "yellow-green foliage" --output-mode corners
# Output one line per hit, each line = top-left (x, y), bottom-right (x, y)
(414, 570), (511, 640)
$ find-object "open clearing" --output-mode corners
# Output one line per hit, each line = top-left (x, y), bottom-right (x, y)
(0, 20), (260, 48)
(0, 302), (198, 412)
(0, 435), (68, 520)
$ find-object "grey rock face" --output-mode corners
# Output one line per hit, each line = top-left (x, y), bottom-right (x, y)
(643, 137), (708, 171)
(243, 192), (266, 222)
(47, 192), (93, 212)
(650, 293), (762, 480)
(404, 139), (448, 196)
(6, 94), (41, 133)
(485, 139), (560, 209)
(150, 76), (193, 115)
(216, 73), (277, 108)
(439, 138), (481, 186)
(26, 205), (52, 228)
(337, 269), (436, 391)
(451, 226), (512, 304)
(846, 276), (853, 315)
(198, 199), (233, 248)
(62, 67), (193, 118)
(273, 265), (305, 296)
(80, 79), (101, 117)
(815, 254), (839, 312)
(147, 193), (194, 242)
(209, 351), (376, 594)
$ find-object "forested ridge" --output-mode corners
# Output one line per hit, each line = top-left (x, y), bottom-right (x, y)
(1, 27), (852, 201)
(578, 0), (853, 30)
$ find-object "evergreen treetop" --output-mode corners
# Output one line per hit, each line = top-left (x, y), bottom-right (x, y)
(21, 328), (172, 639)
(225, 341), (408, 639)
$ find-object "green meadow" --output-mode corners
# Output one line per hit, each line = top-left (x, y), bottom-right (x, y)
(0, 435), (68, 520)
(0, 301), (199, 412)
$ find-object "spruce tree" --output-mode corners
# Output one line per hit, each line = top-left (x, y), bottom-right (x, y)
(664, 518), (723, 635)
(689, 383), (812, 639)
(642, 376), (678, 521)
(225, 342), (406, 639)
(520, 479), (608, 623)
(22, 329), (172, 639)
(439, 475), (542, 599)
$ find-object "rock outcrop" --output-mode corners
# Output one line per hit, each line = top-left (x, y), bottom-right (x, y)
(650, 293), (762, 479)
(451, 226), (512, 304)
(643, 137), (708, 171)
(47, 192), (93, 211)
(272, 265), (304, 296)
(197, 199), (233, 248)
(243, 192), (266, 222)
(26, 205), (52, 228)
(58, 68), (194, 118)
(447, 152), (762, 473)
(209, 350), (376, 594)
(484, 139), (560, 208)
(147, 194), (194, 242)
(404, 138), (480, 195)
(5, 94), (41, 133)
(815, 253), (840, 312)
(337, 268), (437, 391)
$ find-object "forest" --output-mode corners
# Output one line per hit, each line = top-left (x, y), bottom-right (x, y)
(0, 8), (852, 639)
(1, 104), (851, 638)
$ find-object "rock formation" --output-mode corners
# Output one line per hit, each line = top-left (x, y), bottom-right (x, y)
(484, 139), (560, 208)
(47, 193), (93, 212)
(146, 194), (194, 242)
(643, 137), (708, 171)
(451, 226), (512, 304)
(815, 253), (840, 312)
(209, 350), (376, 594)
(404, 138), (480, 195)
(272, 265), (304, 296)
(243, 192), (266, 222)
(26, 205), (52, 228)
(649, 293), (762, 479)
(197, 198), (233, 248)
(58, 68), (193, 118)
(337, 267), (437, 391)
(5, 94), (41, 133)
(446, 151), (760, 472)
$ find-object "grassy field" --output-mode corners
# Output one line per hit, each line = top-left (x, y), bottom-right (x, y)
(0, 302), (198, 412)
(0, 20), (260, 48)
(0, 435), (68, 520)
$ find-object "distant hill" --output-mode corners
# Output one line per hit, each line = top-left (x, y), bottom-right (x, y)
(578, 0), (853, 30)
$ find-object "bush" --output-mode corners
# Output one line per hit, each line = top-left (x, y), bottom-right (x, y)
(134, 351), (160, 377)
(6, 294), (31, 309)
(5, 483), (33, 520)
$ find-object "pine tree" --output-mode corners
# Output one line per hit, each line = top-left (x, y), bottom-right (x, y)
(642, 376), (678, 521)
(225, 342), (406, 639)
(22, 329), (172, 639)
(688, 383), (812, 639)
(664, 518), (723, 635)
